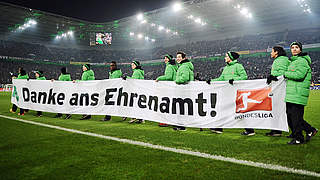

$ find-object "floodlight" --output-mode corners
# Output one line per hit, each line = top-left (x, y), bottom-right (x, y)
(173, 3), (182, 12)
(158, 26), (164, 31)
(138, 34), (143, 39)
(195, 18), (201, 23)
(240, 8), (248, 15)
(145, 36), (149, 40)
(130, 32), (134, 36)
(137, 13), (143, 21)
(67, 31), (73, 35)
(151, 39), (155, 42)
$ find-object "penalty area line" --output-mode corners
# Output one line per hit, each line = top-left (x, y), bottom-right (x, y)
(0, 114), (319, 178)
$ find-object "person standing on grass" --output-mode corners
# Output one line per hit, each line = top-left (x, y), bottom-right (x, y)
(122, 61), (145, 124)
(35, 71), (46, 117)
(206, 52), (252, 136)
(101, 61), (122, 121)
(284, 42), (318, 145)
(10, 67), (29, 116)
(53, 67), (72, 119)
(74, 64), (95, 120)
(155, 54), (177, 127)
(265, 46), (290, 137)
(173, 51), (194, 131)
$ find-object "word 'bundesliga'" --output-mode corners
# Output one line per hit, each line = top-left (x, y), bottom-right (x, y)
(22, 87), (218, 117)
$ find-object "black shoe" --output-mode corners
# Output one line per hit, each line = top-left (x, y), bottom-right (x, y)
(173, 127), (186, 131)
(54, 114), (62, 118)
(286, 134), (294, 138)
(306, 128), (318, 142)
(265, 131), (282, 137)
(101, 115), (111, 121)
(287, 139), (304, 145)
(241, 131), (255, 136)
(65, 114), (72, 119)
(135, 119), (145, 124)
(80, 115), (91, 120)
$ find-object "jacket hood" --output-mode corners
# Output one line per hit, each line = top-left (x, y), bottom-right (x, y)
(180, 59), (194, 71)
(86, 69), (94, 76)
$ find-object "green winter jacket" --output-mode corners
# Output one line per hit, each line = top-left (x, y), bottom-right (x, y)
(58, 74), (71, 81)
(109, 69), (122, 79)
(175, 60), (194, 84)
(128, 68), (144, 79)
(211, 60), (247, 81)
(17, 74), (29, 79)
(271, 56), (290, 76)
(81, 69), (95, 81)
(36, 76), (46, 80)
(284, 53), (312, 106)
(156, 62), (178, 81)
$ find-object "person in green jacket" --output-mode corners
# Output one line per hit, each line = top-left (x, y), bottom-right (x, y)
(35, 71), (46, 117)
(10, 67), (29, 115)
(265, 46), (290, 137)
(285, 42), (317, 145)
(81, 64), (95, 81)
(156, 54), (177, 82)
(123, 61), (144, 80)
(122, 61), (144, 123)
(175, 52), (194, 85)
(102, 61), (122, 121)
(173, 51), (194, 131)
(156, 54), (178, 127)
(54, 67), (72, 119)
(80, 64), (95, 120)
(207, 52), (253, 136)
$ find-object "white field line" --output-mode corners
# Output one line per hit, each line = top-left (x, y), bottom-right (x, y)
(0, 114), (319, 178)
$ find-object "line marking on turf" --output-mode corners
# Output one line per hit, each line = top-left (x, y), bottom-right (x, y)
(1, 114), (319, 178)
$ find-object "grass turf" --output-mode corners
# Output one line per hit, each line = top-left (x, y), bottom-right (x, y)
(0, 91), (319, 179)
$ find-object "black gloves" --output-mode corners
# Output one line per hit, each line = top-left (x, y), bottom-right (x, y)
(229, 79), (234, 85)
(206, 79), (211, 84)
(266, 75), (278, 84)
(122, 75), (127, 80)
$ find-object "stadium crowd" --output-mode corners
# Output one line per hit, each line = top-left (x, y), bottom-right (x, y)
(0, 28), (319, 62)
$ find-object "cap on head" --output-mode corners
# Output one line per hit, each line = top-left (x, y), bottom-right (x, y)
(227, 51), (240, 61)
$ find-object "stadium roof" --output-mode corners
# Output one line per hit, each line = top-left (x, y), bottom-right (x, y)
(0, 0), (319, 49)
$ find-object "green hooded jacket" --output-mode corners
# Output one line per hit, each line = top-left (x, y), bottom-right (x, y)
(211, 60), (247, 81)
(271, 56), (290, 76)
(156, 62), (178, 81)
(59, 74), (71, 81)
(284, 53), (312, 105)
(175, 60), (194, 84)
(36, 76), (46, 80)
(128, 68), (144, 79)
(81, 69), (95, 81)
(109, 69), (122, 79)
(17, 74), (29, 79)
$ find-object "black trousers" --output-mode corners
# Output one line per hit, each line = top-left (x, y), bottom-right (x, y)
(286, 102), (313, 141)
(12, 104), (24, 114)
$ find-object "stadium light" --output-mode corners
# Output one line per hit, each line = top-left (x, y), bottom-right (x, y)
(137, 34), (143, 39)
(137, 13), (143, 21)
(151, 39), (155, 42)
(240, 8), (248, 15)
(67, 31), (73, 35)
(140, 20), (147, 24)
(151, 23), (156, 27)
(195, 18), (201, 24)
(130, 32), (134, 36)
(166, 29), (171, 33)
(145, 36), (149, 40)
(158, 26), (164, 31)
(173, 3), (182, 12)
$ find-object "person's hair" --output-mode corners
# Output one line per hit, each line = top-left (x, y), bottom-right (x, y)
(20, 69), (26, 76)
(272, 46), (287, 57)
(61, 67), (67, 74)
(177, 51), (186, 59)
(111, 61), (117, 65)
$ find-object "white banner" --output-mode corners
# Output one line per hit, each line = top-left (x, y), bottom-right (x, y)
(11, 78), (288, 131)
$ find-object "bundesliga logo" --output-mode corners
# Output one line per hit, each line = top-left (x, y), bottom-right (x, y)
(236, 87), (272, 113)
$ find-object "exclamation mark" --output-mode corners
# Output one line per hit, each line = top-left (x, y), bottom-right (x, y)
(210, 93), (217, 117)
